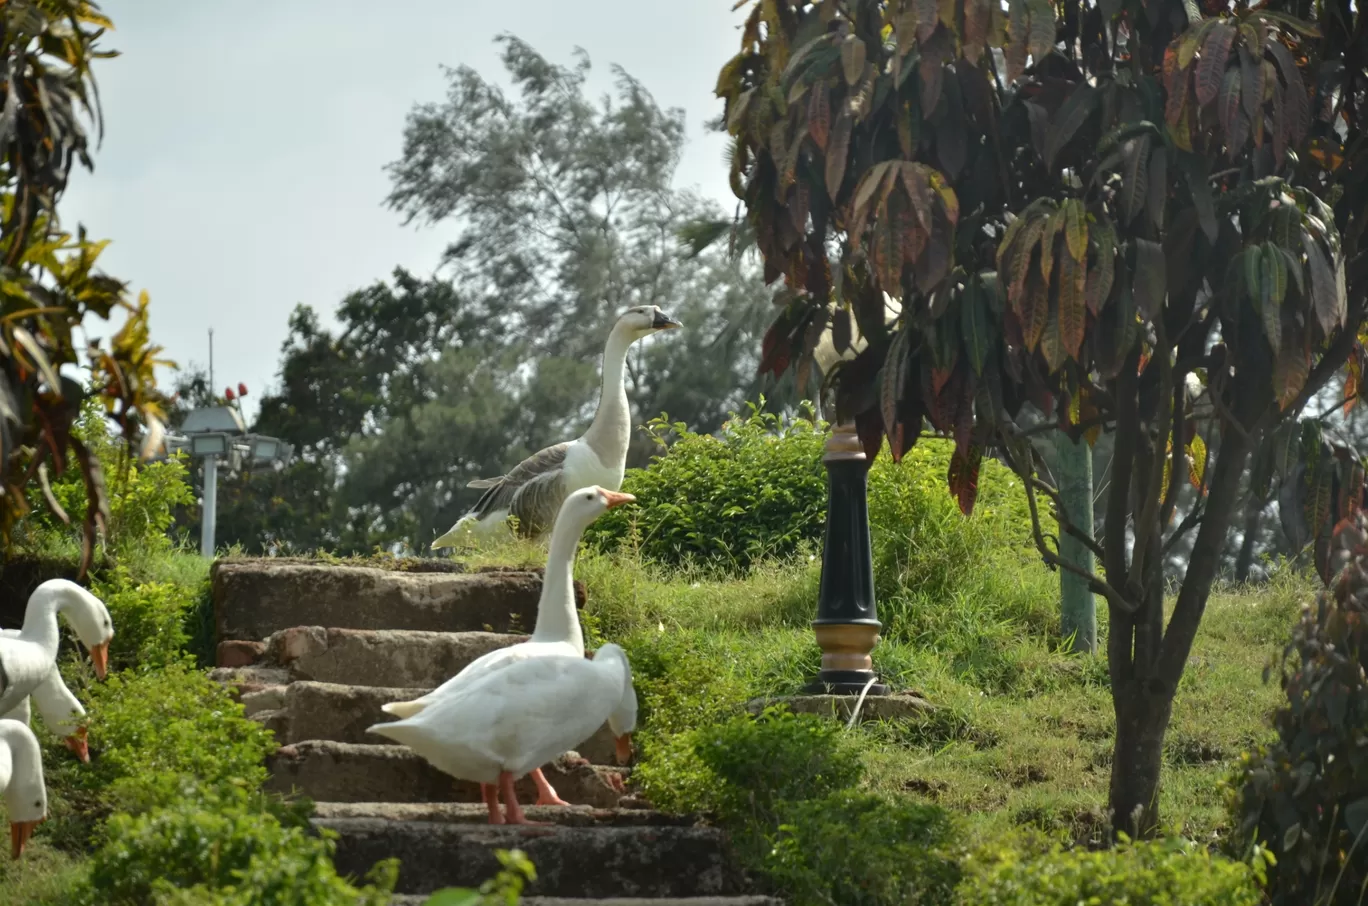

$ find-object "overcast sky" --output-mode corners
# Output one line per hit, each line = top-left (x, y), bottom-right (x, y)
(60, 2), (743, 421)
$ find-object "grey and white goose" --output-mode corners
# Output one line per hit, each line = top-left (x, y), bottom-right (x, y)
(431, 305), (681, 547)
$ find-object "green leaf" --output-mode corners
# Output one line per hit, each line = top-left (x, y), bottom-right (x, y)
(1120, 133), (1151, 225)
(825, 110), (853, 202)
(1195, 23), (1235, 106)
(1258, 244), (1283, 351)
(1085, 217), (1116, 315)
(1282, 823), (1301, 851)
(1132, 238), (1166, 320)
(423, 889), (484, 906)
(1218, 66), (1242, 143)
(1040, 304), (1067, 371)
(1027, 0), (1056, 63)
(961, 279), (993, 375)
(1044, 83), (1098, 169)
(1147, 144), (1167, 232)
(1058, 248), (1086, 359)
(881, 326), (913, 454)
(841, 35), (867, 86)
(1304, 232), (1344, 335)
(1063, 199), (1088, 263)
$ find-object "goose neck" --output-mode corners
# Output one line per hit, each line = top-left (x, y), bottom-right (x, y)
(18, 588), (63, 660)
(583, 329), (633, 456)
(530, 525), (584, 651)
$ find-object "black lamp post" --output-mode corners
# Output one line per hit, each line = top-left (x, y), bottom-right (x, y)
(802, 420), (889, 696)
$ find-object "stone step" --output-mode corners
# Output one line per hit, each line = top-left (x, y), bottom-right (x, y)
(257, 627), (525, 688)
(212, 560), (585, 641)
(266, 742), (628, 807)
(253, 681), (622, 763)
(211, 665), (291, 699)
(319, 812), (745, 898)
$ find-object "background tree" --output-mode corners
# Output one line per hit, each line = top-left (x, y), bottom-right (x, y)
(0, 1), (169, 574)
(718, 0), (1366, 837)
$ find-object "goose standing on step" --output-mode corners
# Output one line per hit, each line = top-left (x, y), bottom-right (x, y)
(0, 719), (48, 859)
(386, 485), (633, 806)
(368, 643), (637, 825)
(431, 305), (680, 547)
(0, 634), (90, 763)
(0, 580), (112, 719)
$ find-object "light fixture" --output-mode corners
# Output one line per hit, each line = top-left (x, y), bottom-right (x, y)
(189, 433), (229, 457)
(249, 436), (280, 464)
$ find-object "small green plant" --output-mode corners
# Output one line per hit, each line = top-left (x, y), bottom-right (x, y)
(770, 790), (960, 906)
(422, 849), (536, 905)
(90, 565), (196, 671)
(1228, 513), (1368, 905)
(585, 402), (828, 571)
(958, 837), (1265, 905)
(81, 784), (396, 906)
(635, 705), (957, 906)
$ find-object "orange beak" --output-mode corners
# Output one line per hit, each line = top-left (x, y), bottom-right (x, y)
(88, 641), (109, 680)
(65, 726), (89, 763)
(10, 820), (39, 860)
(614, 733), (634, 765)
(602, 491), (636, 510)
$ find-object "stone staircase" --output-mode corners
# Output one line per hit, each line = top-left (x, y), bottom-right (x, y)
(209, 559), (777, 905)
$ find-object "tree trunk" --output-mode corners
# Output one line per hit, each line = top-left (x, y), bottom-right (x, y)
(1057, 431), (1097, 653)
(1109, 682), (1173, 839)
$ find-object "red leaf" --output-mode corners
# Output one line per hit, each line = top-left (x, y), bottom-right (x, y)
(855, 408), (885, 463)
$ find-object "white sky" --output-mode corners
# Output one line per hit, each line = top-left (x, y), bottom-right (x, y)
(60, 1), (744, 421)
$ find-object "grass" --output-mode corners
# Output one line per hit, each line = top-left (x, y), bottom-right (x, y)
(450, 530), (1308, 849)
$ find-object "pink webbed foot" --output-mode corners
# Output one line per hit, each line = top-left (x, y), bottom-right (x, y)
(532, 766), (572, 807)
(500, 771), (551, 826)
(481, 782), (505, 825)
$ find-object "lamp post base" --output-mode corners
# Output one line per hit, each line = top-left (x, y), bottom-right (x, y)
(803, 622), (888, 696)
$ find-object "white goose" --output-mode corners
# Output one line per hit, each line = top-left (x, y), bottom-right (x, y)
(0, 580), (112, 721)
(0, 639), (90, 763)
(368, 643), (637, 825)
(386, 485), (633, 805)
(431, 305), (680, 547)
(0, 719), (48, 859)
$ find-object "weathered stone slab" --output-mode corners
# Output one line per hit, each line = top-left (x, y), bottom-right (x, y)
(266, 742), (627, 807)
(261, 681), (622, 762)
(262, 627), (523, 688)
(745, 693), (934, 723)
(212, 560), (585, 641)
(321, 817), (742, 897)
(314, 802), (697, 827)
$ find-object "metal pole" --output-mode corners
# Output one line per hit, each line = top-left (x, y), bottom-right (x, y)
(208, 327), (214, 393)
(802, 421), (889, 695)
(1056, 432), (1097, 654)
(200, 454), (218, 558)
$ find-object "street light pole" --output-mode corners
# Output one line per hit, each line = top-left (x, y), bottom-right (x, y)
(200, 453), (219, 558)
(802, 420), (889, 695)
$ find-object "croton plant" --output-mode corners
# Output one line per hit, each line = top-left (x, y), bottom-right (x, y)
(718, 0), (1366, 837)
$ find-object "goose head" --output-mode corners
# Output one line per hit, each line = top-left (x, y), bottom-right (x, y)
(614, 305), (682, 341)
(0, 722), (47, 859)
(553, 486), (636, 541)
(37, 580), (113, 680)
(595, 642), (638, 765)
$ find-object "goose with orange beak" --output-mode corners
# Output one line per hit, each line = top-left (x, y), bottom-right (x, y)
(0, 580), (113, 731)
(0, 654), (93, 762)
(0, 720), (47, 859)
(384, 486), (634, 807)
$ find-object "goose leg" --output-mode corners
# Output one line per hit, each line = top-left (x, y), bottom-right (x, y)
(531, 767), (571, 807)
(481, 782), (504, 825)
(498, 771), (548, 826)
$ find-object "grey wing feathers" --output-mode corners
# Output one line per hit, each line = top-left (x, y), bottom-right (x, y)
(463, 442), (572, 523)
(507, 468), (568, 537)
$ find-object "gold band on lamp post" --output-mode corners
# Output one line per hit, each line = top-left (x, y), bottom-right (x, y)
(802, 420), (888, 695)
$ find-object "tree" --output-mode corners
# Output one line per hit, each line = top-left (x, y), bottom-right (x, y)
(385, 36), (783, 466)
(0, 1), (169, 574)
(718, 0), (1366, 837)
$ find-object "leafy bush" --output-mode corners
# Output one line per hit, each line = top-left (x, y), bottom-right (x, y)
(1227, 514), (1368, 906)
(90, 565), (197, 670)
(634, 706), (957, 906)
(585, 404), (828, 570)
(82, 785), (395, 906)
(958, 837), (1264, 905)
(42, 660), (276, 849)
(770, 790), (960, 906)
(587, 403), (1049, 602)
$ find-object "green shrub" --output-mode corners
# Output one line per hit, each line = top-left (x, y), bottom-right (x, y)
(634, 706), (957, 906)
(91, 565), (196, 671)
(1227, 515), (1368, 906)
(82, 786), (395, 906)
(43, 659), (276, 848)
(958, 837), (1265, 905)
(585, 403), (828, 570)
(770, 790), (960, 906)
